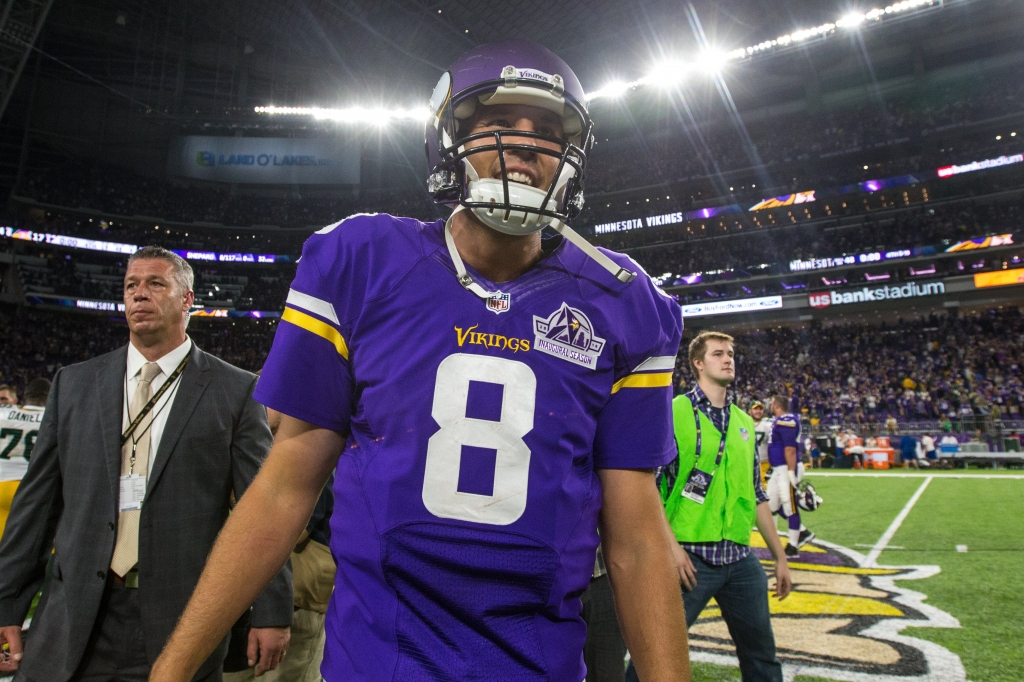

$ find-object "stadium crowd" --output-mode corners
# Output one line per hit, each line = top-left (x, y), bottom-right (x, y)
(715, 308), (1024, 431)
(9, 249), (298, 310)
(15, 164), (439, 230)
(6, 195), (1020, 309)
(629, 200), (1024, 282)
(3, 304), (1022, 441)
(0, 306), (275, 390)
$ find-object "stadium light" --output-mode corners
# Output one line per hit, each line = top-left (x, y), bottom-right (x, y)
(646, 60), (691, 87)
(254, 105), (431, 124)
(586, 80), (631, 101)
(254, 0), (941, 120)
(694, 49), (729, 74)
(837, 12), (867, 28)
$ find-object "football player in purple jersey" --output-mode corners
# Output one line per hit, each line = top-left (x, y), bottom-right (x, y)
(152, 40), (690, 682)
(766, 396), (815, 559)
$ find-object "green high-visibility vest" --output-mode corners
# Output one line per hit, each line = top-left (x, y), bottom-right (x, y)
(661, 395), (757, 545)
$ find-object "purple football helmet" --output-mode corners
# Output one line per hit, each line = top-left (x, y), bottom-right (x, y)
(425, 40), (595, 236)
(797, 481), (823, 511)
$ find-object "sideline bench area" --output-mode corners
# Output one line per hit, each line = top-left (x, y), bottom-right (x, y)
(938, 451), (1024, 468)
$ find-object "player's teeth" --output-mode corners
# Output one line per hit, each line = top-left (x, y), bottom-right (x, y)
(507, 172), (532, 186)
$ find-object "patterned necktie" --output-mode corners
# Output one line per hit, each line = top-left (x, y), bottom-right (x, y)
(111, 361), (162, 577)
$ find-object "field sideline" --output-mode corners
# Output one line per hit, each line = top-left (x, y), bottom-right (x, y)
(688, 470), (1024, 682)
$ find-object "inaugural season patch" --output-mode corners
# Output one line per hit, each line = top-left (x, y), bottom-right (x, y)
(688, 532), (966, 681)
(533, 303), (605, 369)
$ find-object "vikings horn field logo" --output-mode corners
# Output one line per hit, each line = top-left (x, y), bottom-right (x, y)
(533, 303), (606, 369)
(688, 532), (966, 681)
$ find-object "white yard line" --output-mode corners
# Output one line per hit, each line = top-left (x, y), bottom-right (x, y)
(862, 475), (934, 567)
(809, 472), (1024, 479)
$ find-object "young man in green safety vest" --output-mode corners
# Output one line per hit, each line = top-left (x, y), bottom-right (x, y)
(628, 330), (792, 682)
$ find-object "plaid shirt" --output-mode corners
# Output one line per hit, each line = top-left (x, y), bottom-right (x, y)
(678, 385), (769, 566)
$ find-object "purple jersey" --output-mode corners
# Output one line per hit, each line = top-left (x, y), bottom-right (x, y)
(255, 214), (682, 682)
(767, 413), (800, 467)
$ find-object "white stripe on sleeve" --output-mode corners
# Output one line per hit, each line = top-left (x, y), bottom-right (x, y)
(285, 288), (340, 325)
(632, 355), (677, 373)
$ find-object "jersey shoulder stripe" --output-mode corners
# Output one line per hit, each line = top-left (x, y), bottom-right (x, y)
(632, 355), (676, 372)
(286, 288), (340, 325)
(280, 307), (349, 359)
(611, 372), (672, 394)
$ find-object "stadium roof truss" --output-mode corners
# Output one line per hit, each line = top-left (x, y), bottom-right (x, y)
(0, 0), (54, 122)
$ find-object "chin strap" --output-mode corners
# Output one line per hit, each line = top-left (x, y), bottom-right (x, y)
(548, 220), (637, 283)
(444, 207), (638, 303)
(445, 207), (498, 301)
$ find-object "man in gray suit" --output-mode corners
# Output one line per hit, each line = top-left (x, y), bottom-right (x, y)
(0, 246), (292, 682)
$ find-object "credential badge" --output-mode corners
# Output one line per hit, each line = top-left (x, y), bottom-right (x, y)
(486, 291), (511, 314)
(533, 303), (605, 369)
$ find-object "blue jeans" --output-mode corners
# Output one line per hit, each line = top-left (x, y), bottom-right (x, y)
(625, 550), (782, 682)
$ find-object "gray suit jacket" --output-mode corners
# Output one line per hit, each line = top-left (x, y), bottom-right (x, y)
(0, 343), (293, 681)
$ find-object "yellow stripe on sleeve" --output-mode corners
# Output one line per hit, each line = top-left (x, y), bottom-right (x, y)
(611, 371), (673, 394)
(281, 306), (349, 360)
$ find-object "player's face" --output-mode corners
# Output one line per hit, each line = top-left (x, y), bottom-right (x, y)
(463, 103), (565, 193)
(751, 406), (764, 420)
(0, 389), (16, 406)
(124, 258), (194, 339)
(695, 340), (735, 386)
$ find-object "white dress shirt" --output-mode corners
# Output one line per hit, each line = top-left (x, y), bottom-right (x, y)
(122, 337), (192, 477)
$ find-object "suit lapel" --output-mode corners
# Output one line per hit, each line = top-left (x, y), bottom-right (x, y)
(146, 345), (211, 496)
(98, 347), (129, 507)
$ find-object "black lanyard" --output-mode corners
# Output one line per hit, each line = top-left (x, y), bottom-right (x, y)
(120, 354), (190, 448)
(692, 397), (729, 473)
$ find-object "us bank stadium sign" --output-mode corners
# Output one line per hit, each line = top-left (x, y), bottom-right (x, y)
(809, 282), (945, 309)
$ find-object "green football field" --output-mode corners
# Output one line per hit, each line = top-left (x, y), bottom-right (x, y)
(686, 470), (1024, 682)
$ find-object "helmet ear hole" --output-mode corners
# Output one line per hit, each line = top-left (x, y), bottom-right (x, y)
(453, 99), (476, 120)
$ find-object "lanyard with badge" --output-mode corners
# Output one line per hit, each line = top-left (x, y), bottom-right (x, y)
(680, 398), (729, 505)
(118, 355), (189, 511)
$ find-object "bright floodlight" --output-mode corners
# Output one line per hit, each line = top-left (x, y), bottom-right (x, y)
(837, 12), (866, 28)
(588, 81), (630, 100)
(255, 105), (430, 124)
(256, 0), (940, 110)
(647, 60), (690, 87)
(694, 49), (728, 73)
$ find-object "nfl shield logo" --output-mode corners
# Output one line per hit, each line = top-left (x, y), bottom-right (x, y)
(486, 291), (511, 315)
(740, 427), (750, 441)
